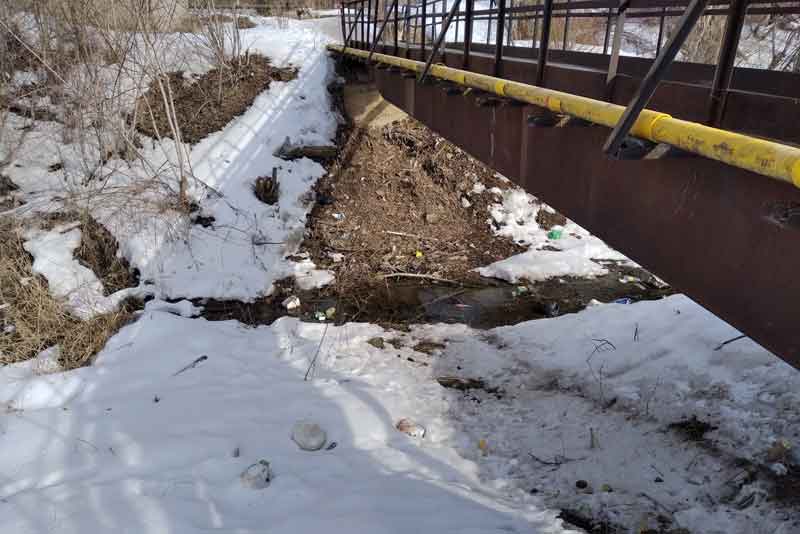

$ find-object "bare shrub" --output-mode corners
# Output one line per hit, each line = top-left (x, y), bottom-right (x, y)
(0, 0), (202, 206)
(746, 14), (800, 71)
(0, 6), (27, 86)
(679, 15), (726, 64)
(193, 0), (246, 66)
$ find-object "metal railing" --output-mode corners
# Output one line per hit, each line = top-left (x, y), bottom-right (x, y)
(340, 0), (799, 79)
(339, 0), (800, 145)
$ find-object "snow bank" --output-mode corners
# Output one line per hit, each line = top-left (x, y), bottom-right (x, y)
(105, 20), (340, 301)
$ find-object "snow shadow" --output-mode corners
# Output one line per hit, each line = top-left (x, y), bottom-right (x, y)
(0, 311), (570, 533)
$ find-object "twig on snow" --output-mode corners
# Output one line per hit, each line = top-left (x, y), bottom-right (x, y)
(685, 452), (702, 471)
(589, 428), (600, 449)
(650, 464), (665, 479)
(172, 355), (208, 377)
(304, 323), (329, 381)
(586, 343), (611, 405)
(590, 338), (616, 356)
(76, 438), (99, 453)
(528, 452), (586, 469)
(639, 492), (676, 516)
(714, 334), (747, 351)
(643, 376), (662, 417)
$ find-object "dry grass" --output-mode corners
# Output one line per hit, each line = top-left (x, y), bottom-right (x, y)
(76, 216), (139, 295)
(0, 217), (136, 370)
(135, 54), (297, 144)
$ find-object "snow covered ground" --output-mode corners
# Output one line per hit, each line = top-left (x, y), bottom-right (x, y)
(2, 14), (800, 534)
(0, 312), (576, 534)
(2, 294), (799, 533)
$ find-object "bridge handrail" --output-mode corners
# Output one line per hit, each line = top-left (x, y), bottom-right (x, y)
(329, 44), (800, 188)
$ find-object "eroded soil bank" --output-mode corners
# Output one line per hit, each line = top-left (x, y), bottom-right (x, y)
(196, 76), (671, 327)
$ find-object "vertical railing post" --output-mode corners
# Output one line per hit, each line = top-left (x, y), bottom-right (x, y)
(562, 0), (570, 50)
(455, 9), (460, 43)
(535, 0), (553, 86)
(361, 0), (366, 46)
(340, 2), (346, 43)
(422, 0), (428, 55)
(369, 0), (399, 61)
(656, 7), (666, 55)
(394, 0), (399, 54)
(602, 6), (612, 54)
(487, 0), (494, 44)
(441, 0), (447, 43)
(404, 0), (411, 47)
(374, 0), (380, 46)
(507, 0), (514, 46)
(606, 1), (627, 92)
(420, 0), (462, 81)
(494, 0), (506, 76)
(532, 0), (540, 51)
(463, 0), (473, 68)
(708, 0), (747, 126)
(367, 0), (372, 47)
(603, 0), (709, 156)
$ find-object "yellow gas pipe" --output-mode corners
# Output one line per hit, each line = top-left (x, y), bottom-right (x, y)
(329, 44), (800, 188)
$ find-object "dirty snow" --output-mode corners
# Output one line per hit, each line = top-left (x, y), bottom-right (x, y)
(323, 295), (800, 534)
(478, 187), (627, 283)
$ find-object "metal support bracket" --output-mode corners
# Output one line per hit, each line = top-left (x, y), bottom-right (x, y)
(368, 0), (399, 64)
(534, 0), (553, 87)
(344, 5), (365, 49)
(603, 0), (709, 157)
(708, 0), (747, 127)
(494, 0), (507, 76)
(463, 0), (474, 69)
(419, 0), (462, 83)
(605, 0), (628, 96)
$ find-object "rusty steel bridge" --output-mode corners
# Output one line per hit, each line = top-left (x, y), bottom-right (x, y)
(327, 0), (800, 370)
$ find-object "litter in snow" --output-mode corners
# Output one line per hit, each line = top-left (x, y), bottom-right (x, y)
(396, 418), (427, 438)
(241, 460), (273, 490)
(283, 295), (301, 311)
